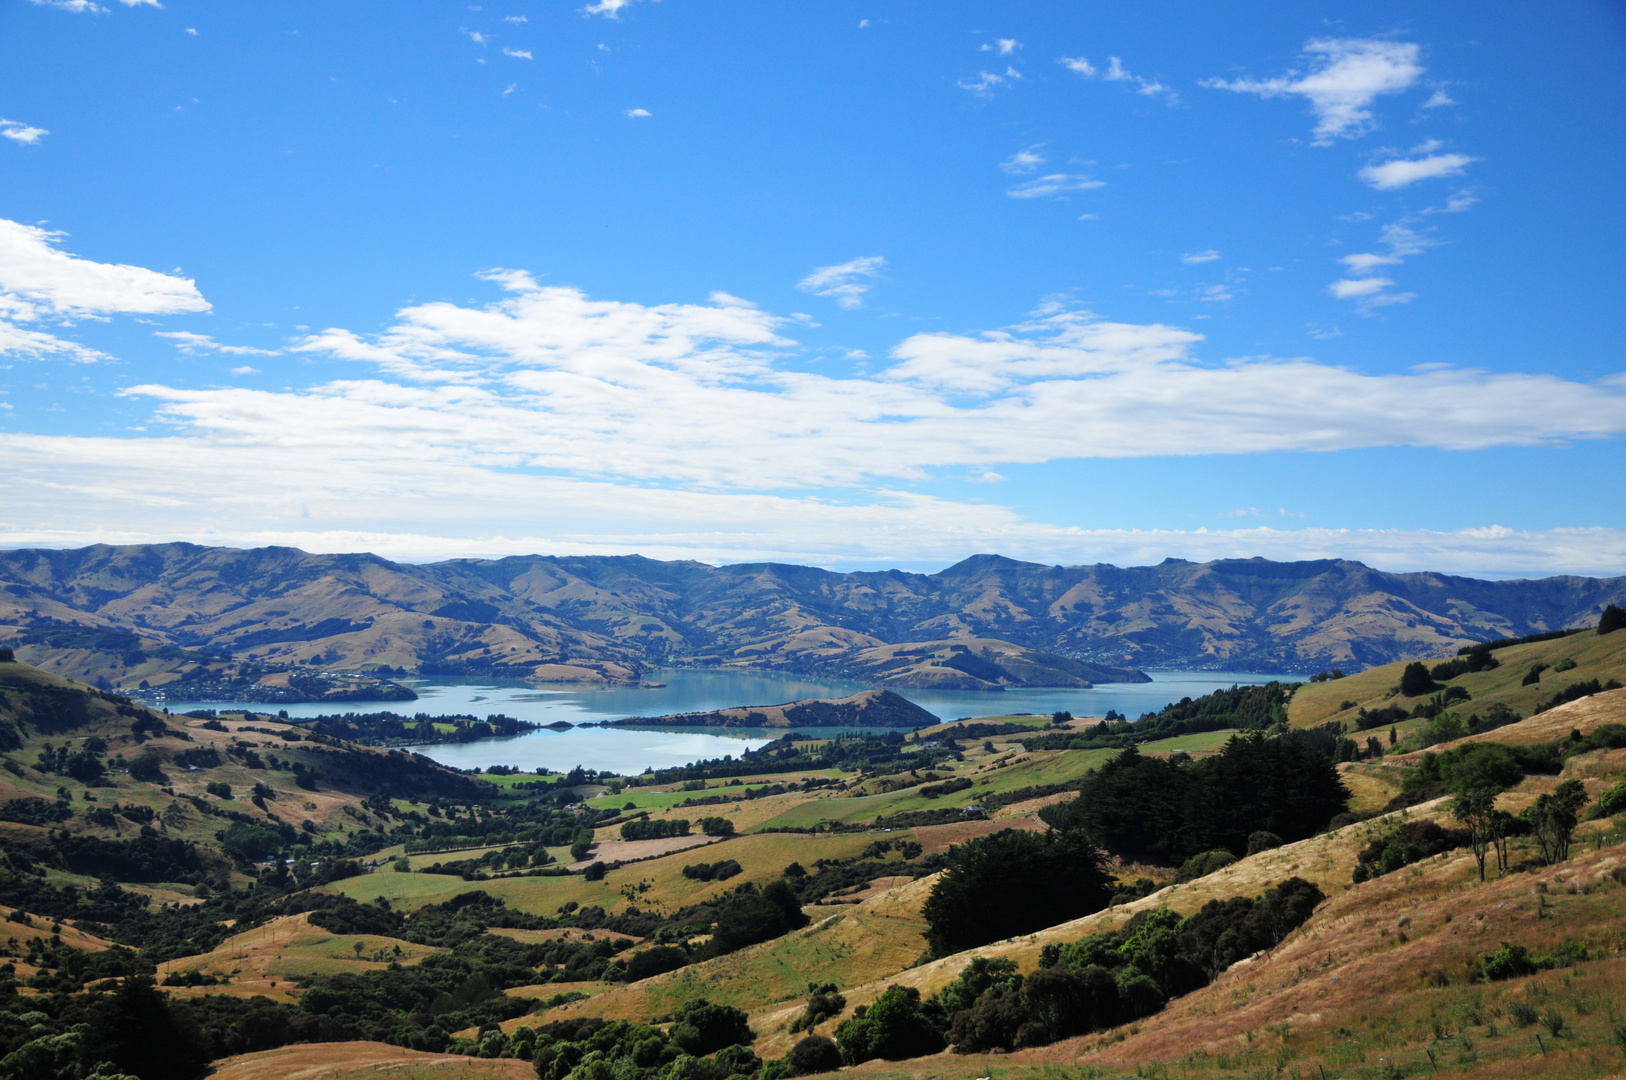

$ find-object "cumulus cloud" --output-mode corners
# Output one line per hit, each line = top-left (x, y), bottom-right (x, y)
(582, 0), (635, 17)
(1202, 38), (1424, 144)
(797, 256), (885, 309)
(462, 28), (488, 44)
(7, 232), (1626, 575)
(1006, 174), (1105, 199)
(0, 119), (49, 145)
(1332, 222), (1434, 307)
(1060, 56), (1096, 77)
(502, 47), (533, 59)
(981, 38), (1021, 55)
(1000, 147), (1045, 175)
(230, 366), (259, 376)
(625, 108), (651, 118)
(1329, 277), (1393, 299)
(0, 218), (209, 320)
(1181, 250), (1221, 264)
(1422, 89), (1455, 108)
(1359, 150), (1476, 189)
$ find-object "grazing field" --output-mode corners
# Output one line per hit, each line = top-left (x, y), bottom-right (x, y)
(1290, 630), (1626, 729)
(327, 830), (887, 917)
(209, 1041), (535, 1080)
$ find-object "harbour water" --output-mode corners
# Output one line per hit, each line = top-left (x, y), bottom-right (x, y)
(157, 667), (1297, 775)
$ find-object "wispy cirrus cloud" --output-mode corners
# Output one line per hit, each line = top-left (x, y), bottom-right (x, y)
(0, 119), (49, 145)
(1060, 55), (1176, 102)
(1181, 250), (1221, 265)
(155, 330), (279, 356)
(1006, 174), (1105, 199)
(1202, 38), (1424, 144)
(797, 256), (885, 309)
(502, 47), (533, 60)
(958, 68), (1022, 97)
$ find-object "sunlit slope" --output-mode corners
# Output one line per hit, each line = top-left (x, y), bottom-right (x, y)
(1290, 627), (1626, 728)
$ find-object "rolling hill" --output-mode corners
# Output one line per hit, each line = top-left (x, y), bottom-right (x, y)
(0, 544), (1622, 696)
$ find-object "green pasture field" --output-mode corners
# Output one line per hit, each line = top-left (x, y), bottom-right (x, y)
(324, 831), (884, 917)
(1137, 729), (1239, 754)
(752, 748), (1111, 829)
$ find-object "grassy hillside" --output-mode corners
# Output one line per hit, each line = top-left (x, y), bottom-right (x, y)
(10, 644), (1626, 1080)
(1291, 625), (1626, 729)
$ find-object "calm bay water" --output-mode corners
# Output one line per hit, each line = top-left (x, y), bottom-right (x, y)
(157, 667), (1298, 775)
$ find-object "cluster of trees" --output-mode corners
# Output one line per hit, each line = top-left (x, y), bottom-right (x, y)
(621, 817), (691, 841)
(1045, 734), (1349, 865)
(1022, 683), (1297, 752)
(769, 878), (1323, 1070)
(304, 711), (541, 746)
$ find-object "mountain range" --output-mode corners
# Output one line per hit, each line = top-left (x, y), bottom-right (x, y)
(0, 544), (1622, 694)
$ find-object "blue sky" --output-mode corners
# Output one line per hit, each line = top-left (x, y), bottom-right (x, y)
(2, 1), (1624, 575)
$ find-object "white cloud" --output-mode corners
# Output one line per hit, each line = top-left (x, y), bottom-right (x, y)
(582, 0), (635, 17)
(3, 267), (1626, 573)
(1329, 277), (1393, 299)
(28, 0), (109, 11)
(958, 70), (1018, 96)
(502, 47), (533, 59)
(463, 29), (487, 44)
(230, 366), (259, 376)
(1358, 151), (1476, 190)
(0, 218), (209, 319)
(155, 330), (279, 356)
(1181, 250), (1221, 264)
(185, 26), (196, 34)
(119, 0), (161, 6)
(858, 19), (869, 28)
(1202, 38), (1424, 144)
(1423, 191), (1478, 215)
(1059, 54), (1174, 102)
(504, 14), (527, 22)
(625, 108), (651, 118)
(1422, 89), (1455, 108)
(981, 38), (1021, 55)
(1005, 174), (1105, 199)
(797, 256), (885, 309)
(999, 147), (1045, 175)
(1103, 56), (1175, 101)
(1196, 283), (1233, 303)
(0, 120), (48, 145)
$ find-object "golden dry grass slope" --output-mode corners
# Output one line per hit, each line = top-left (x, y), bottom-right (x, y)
(1291, 628), (1626, 730)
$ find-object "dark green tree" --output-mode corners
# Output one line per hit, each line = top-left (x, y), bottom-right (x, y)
(1399, 662), (1435, 697)
(1599, 603), (1626, 635)
(921, 829), (1112, 956)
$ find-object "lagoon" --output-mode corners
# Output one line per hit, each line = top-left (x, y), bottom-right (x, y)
(157, 667), (1298, 776)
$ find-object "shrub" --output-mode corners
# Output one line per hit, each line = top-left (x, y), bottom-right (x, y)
(1480, 942), (1538, 982)
(681, 860), (742, 882)
(1245, 831), (1284, 856)
(833, 985), (945, 1064)
(697, 816), (735, 837)
(625, 946), (689, 982)
(789, 986), (847, 1034)
(1507, 1000), (1539, 1027)
(582, 861), (607, 881)
(1522, 663), (1548, 687)
(784, 1035), (842, 1076)
(1176, 849), (1238, 882)
(670, 999), (753, 1056)
(205, 781), (232, 800)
